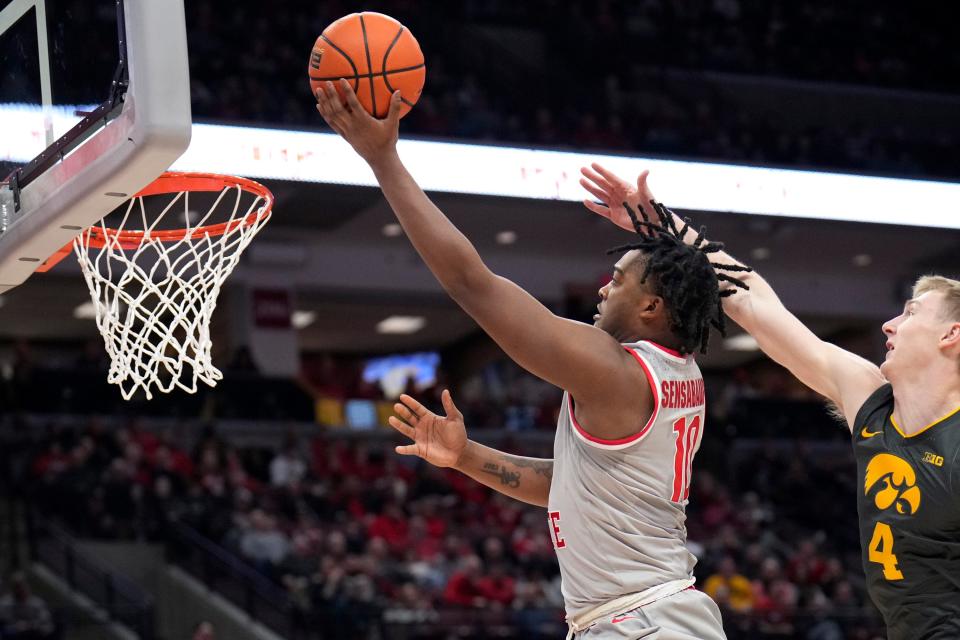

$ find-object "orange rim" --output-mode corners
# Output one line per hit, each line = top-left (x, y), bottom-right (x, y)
(84, 172), (274, 248)
(37, 172), (274, 271)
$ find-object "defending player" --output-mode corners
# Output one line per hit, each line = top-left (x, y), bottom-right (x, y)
(581, 164), (960, 639)
(315, 81), (750, 639)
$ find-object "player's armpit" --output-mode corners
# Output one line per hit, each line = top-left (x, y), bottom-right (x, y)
(823, 342), (888, 429)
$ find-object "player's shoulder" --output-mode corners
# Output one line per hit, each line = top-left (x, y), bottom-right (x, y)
(853, 383), (893, 428)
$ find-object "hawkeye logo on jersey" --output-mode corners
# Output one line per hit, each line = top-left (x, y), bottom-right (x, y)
(923, 452), (944, 467)
(865, 453), (921, 515)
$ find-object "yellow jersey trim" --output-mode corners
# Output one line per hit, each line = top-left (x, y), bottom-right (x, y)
(889, 404), (960, 438)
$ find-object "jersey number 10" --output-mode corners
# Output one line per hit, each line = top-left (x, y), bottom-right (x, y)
(672, 415), (702, 503)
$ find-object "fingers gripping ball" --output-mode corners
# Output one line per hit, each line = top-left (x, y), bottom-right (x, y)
(308, 12), (425, 118)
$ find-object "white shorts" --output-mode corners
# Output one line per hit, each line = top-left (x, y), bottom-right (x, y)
(575, 588), (726, 640)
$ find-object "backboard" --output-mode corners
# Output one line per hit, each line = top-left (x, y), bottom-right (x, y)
(0, 0), (191, 293)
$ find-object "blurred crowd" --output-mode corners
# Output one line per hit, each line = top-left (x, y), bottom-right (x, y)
(689, 444), (882, 639)
(7, 411), (884, 639)
(17, 0), (956, 181)
(183, 0), (958, 179)
(1, 338), (844, 443)
(0, 339), (566, 431)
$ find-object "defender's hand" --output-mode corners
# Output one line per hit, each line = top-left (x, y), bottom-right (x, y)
(389, 389), (468, 468)
(579, 163), (656, 234)
(315, 78), (402, 165)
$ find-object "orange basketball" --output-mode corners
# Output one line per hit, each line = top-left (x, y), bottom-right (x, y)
(308, 12), (425, 119)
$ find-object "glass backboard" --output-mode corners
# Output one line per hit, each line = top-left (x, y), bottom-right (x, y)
(0, 0), (192, 292)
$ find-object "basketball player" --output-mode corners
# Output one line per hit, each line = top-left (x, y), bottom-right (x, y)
(315, 80), (750, 639)
(581, 164), (960, 639)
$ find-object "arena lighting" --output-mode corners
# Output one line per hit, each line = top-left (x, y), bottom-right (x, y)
(291, 310), (316, 329)
(724, 334), (760, 351)
(4, 104), (960, 229)
(382, 223), (403, 237)
(72, 301), (97, 320)
(377, 315), (426, 334)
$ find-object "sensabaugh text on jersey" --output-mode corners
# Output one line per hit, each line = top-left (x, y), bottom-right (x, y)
(661, 379), (705, 409)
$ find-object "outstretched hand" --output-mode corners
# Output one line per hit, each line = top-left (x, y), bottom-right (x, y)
(388, 389), (468, 468)
(579, 163), (657, 234)
(315, 78), (402, 164)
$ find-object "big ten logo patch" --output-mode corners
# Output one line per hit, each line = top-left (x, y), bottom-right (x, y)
(922, 452), (944, 467)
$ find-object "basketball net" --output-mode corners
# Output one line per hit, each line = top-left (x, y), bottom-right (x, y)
(71, 173), (274, 400)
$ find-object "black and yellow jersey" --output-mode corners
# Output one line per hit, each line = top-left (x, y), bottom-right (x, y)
(853, 384), (960, 639)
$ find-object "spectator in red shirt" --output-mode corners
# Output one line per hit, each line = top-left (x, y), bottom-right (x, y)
(477, 563), (515, 608)
(151, 444), (193, 482)
(31, 442), (68, 478)
(418, 498), (448, 539)
(786, 538), (827, 585)
(367, 502), (409, 549)
(443, 555), (486, 608)
(408, 516), (442, 561)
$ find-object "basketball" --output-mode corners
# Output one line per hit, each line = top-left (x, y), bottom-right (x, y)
(308, 12), (425, 119)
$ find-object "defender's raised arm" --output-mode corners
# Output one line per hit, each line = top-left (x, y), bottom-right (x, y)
(581, 163), (886, 428)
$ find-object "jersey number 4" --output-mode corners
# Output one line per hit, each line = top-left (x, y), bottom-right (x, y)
(868, 522), (903, 581)
(671, 415), (701, 503)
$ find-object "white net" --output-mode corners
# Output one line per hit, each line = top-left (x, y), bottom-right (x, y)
(73, 173), (273, 400)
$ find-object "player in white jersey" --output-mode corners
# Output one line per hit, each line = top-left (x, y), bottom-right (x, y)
(316, 81), (750, 639)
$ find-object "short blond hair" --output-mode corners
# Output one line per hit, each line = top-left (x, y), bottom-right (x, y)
(913, 275), (960, 322)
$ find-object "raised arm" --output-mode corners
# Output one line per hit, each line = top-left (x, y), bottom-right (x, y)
(712, 263), (885, 427)
(317, 82), (650, 441)
(390, 391), (552, 507)
(580, 164), (886, 429)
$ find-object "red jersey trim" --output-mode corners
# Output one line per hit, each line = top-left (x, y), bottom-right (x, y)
(568, 347), (661, 450)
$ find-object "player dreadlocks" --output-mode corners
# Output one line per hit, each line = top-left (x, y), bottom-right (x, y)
(607, 200), (753, 354)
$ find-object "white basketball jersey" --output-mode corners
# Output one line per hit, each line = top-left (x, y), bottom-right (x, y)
(547, 340), (706, 617)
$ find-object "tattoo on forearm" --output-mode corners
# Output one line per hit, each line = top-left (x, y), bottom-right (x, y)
(482, 462), (521, 488)
(480, 456), (553, 489)
(509, 456), (553, 481)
